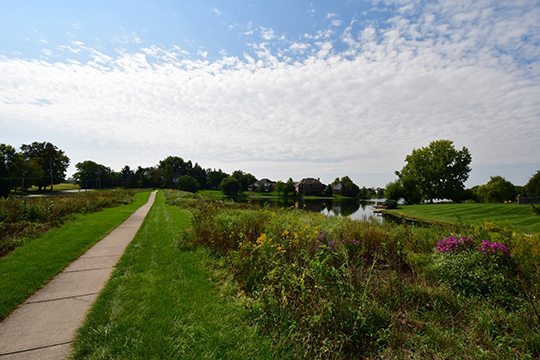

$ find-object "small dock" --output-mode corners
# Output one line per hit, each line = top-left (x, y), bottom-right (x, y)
(372, 204), (388, 213)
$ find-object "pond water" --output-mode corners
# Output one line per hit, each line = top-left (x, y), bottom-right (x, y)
(241, 197), (387, 222)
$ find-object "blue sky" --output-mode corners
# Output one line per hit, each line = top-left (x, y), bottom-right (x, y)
(1, 0), (540, 188)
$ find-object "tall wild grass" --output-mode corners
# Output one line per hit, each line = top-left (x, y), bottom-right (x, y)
(175, 191), (540, 359)
(0, 190), (137, 256)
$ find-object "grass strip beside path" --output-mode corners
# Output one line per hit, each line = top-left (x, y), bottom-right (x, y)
(70, 191), (281, 359)
(385, 202), (540, 234)
(0, 191), (151, 320)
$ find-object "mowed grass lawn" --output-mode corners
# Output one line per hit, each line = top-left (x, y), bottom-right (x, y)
(385, 202), (540, 234)
(70, 191), (284, 359)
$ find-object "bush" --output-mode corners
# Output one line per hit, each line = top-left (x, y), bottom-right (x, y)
(432, 236), (521, 305)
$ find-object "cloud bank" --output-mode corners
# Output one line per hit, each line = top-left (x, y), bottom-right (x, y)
(1, 0), (539, 187)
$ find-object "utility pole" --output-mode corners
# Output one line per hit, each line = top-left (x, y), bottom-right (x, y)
(50, 157), (54, 196)
(21, 169), (26, 198)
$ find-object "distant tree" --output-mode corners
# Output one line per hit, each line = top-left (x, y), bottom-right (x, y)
(396, 140), (471, 202)
(20, 142), (70, 191)
(385, 180), (403, 202)
(177, 175), (199, 193)
(332, 176), (361, 197)
(207, 169), (229, 190)
(190, 163), (207, 190)
(220, 176), (241, 195)
(121, 166), (139, 188)
(231, 170), (257, 192)
(158, 156), (192, 189)
(477, 176), (516, 203)
(73, 161), (118, 189)
(385, 176), (422, 204)
(136, 166), (158, 188)
(525, 171), (540, 196)
(325, 184), (333, 197)
(275, 181), (285, 195)
(285, 178), (296, 196)
(0, 144), (19, 198)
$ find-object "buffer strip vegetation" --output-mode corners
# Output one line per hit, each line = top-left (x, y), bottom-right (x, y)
(0, 189), (143, 256)
(163, 190), (540, 359)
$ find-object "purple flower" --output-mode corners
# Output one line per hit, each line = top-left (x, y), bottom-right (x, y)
(479, 240), (511, 257)
(436, 236), (475, 253)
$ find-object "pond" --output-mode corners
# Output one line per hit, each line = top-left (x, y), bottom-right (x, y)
(239, 197), (388, 222)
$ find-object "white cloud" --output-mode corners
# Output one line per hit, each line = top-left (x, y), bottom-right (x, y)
(1, 1), (539, 187)
(260, 27), (276, 40)
(212, 8), (222, 16)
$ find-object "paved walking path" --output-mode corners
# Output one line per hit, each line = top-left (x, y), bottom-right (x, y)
(0, 191), (157, 360)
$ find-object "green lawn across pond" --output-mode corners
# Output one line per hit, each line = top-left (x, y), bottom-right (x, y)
(384, 202), (540, 234)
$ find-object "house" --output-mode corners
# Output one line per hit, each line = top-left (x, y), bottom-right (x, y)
(332, 182), (344, 196)
(295, 178), (324, 195)
(248, 178), (275, 192)
(172, 172), (182, 187)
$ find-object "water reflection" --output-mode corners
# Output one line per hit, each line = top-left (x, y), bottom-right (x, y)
(240, 197), (385, 222)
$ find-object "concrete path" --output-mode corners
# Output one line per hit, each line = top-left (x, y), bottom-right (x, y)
(0, 191), (157, 359)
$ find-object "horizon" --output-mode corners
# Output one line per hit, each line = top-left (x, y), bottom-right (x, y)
(2, 1), (539, 188)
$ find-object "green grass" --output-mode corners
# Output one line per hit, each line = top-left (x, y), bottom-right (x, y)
(385, 202), (540, 234)
(0, 191), (151, 320)
(70, 191), (286, 359)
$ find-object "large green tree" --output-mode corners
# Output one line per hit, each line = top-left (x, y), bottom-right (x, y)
(20, 142), (70, 191)
(525, 171), (540, 196)
(396, 140), (472, 202)
(477, 176), (516, 203)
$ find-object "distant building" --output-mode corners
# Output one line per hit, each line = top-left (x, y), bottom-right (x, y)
(172, 173), (182, 187)
(332, 182), (344, 196)
(248, 178), (275, 192)
(295, 178), (323, 195)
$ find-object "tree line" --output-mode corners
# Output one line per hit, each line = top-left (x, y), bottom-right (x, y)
(3, 140), (537, 202)
(1, 142), (369, 198)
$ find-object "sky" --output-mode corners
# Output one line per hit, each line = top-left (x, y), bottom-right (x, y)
(1, 0), (539, 188)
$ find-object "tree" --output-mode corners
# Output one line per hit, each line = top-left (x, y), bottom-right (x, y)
(477, 176), (516, 203)
(525, 171), (540, 196)
(275, 181), (285, 195)
(158, 156), (192, 189)
(121, 166), (139, 188)
(232, 170), (257, 192)
(220, 176), (241, 195)
(207, 169), (229, 190)
(20, 142), (70, 191)
(73, 161), (118, 189)
(177, 175), (200, 193)
(396, 140), (471, 202)
(0, 144), (19, 198)
(284, 178), (296, 196)
(385, 180), (403, 202)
